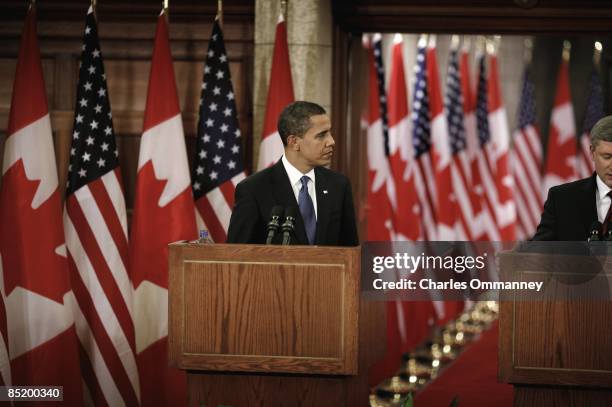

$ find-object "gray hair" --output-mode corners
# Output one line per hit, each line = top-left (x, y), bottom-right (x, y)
(591, 115), (612, 146)
(277, 101), (326, 146)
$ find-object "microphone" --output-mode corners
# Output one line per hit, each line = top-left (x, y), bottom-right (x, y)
(265, 205), (284, 244)
(281, 206), (297, 245)
(605, 221), (612, 241)
(588, 221), (603, 242)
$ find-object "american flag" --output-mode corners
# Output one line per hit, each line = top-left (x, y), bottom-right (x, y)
(445, 45), (474, 240)
(63, 6), (139, 405)
(475, 52), (502, 240)
(373, 34), (391, 157)
(193, 19), (246, 243)
(512, 66), (543, 240)
(412, 37), (438, 240)
(577, 66), (603, 178)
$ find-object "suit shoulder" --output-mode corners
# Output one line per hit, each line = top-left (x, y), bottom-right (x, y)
(236, 166), (274, 191)
(316, 166), (351, 185)
(548, 176), (593, 196)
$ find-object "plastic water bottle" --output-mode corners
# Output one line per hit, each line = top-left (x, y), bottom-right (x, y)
(197, 229), (214, 244)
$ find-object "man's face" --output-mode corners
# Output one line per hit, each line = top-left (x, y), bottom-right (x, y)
(591, 140), (612, 188)
(292, 114), (335, 170)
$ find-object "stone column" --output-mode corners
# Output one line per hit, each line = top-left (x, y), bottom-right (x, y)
(253, 0), (332, 168)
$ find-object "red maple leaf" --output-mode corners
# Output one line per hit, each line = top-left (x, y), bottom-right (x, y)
(129, 161), (197, 289)
(0, 160), (70, 302)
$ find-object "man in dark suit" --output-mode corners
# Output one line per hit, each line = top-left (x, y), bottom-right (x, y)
(533, 115), (612, 240)
(226, 101), (359, 246)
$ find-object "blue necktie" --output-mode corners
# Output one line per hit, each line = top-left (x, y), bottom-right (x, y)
(298, 176), (316, 244)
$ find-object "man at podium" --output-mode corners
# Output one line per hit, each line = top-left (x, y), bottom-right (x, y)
(227, 101), (359, 246)
(533, 115), (612, 241)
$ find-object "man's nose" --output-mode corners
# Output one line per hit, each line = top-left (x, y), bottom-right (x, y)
(327, 135), (335, 147)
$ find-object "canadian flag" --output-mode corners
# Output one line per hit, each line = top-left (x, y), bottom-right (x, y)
(487, 52), (516, 241)
(364, 38), (401, 387)
(387, 35), (420, 241)
(544, 54), (577, 197)
(0, 5), (82, 401)
(129, 10), (197, 406)
(256, 13), (294, 170)
(462, 46), (498, 241)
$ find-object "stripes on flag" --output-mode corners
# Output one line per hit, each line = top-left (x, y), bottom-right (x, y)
(475, 51), (504, 241)
(192, 19), (247, 243)
(63, 6), (139, 405)
(412, 36), (438, 241)
(445, 41), (476, 241)
(512, 66), (543, 240)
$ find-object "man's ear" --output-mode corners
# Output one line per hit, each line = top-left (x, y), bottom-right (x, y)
(287, 135), (300, 151)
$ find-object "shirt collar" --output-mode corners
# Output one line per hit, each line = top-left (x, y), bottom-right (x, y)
(596, 173), (611, 199)
(281, 155), (316, 187)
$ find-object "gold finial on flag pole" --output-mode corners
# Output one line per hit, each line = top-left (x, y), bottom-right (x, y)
(462, 35), (471, 52)
(562, 40), (571, 62)
(594, 41), (602, 68)
(451, 34), (460, 50)
(163, 0), (169, 11)
(281, 0), (288, 20)
(217, 0), (223, 27)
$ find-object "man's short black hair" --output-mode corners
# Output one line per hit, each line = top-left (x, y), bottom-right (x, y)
(277, 101), (326, 146)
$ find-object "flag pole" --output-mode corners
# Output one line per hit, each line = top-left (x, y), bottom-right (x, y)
(163, 0), (169, 15)
(562, 40), (571, 62)
(594, 41), (602, 70)
(217, 0), (223, 28)
(524, 38), (533, 65)
(91, 0), (97, 18)
(281, 0), (288, 20)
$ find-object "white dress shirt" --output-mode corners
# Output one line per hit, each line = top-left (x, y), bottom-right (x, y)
(595, 174), (612, 223)
(281, 155), (318, 219)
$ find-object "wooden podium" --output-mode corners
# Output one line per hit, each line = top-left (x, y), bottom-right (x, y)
(168, 243), (384, 406)
(498, 251), (612, 406)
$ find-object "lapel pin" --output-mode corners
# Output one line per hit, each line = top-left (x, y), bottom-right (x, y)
(323, 190), (328, 194)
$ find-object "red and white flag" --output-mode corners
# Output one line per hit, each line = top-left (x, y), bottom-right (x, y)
(487, 52), (516, 240)
(512, 66), (543, 240)
(411, 36), (438, 241)
(387, 35), (421, 241)
(427, 37), (459, 241)
(365, 37), (395, 242)
(543, 52), (577, 197)
(365, 36), (402, 387)
(129, 11), (197, 406)
(445, 39), (477, 242)
(0, 5), (82, 401)
(256, 13), (294, 170)
(192, 20), (247, 243)
(475, 50), (510, 242)
(461, 45), (497, 241)
(63, 6), (139, 405)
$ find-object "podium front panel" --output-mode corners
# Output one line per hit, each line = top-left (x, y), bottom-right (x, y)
(169, 243), (359, 375)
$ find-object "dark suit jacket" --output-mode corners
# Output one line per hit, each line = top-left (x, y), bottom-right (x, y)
(532, 174), (598, 241)
(226, 160), (359, 246)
